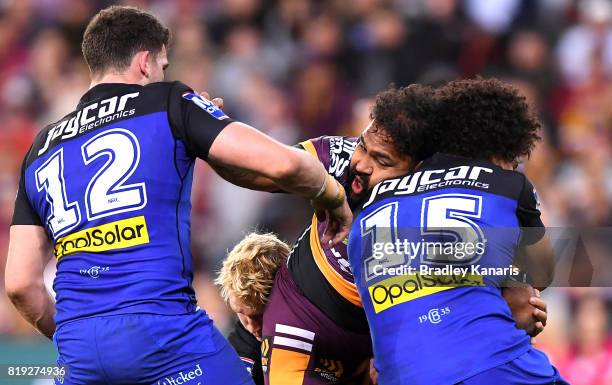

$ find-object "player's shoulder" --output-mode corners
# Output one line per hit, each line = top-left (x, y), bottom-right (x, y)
(23, 115), (71, 168)
(28, 83), (173, 163)
(301, 135), (358, 150)
(133, 81), (208, 107)
(420, 152), (528, 195)
(358, 153), (530, 213)
(143, 80), (189, 94)
(300, 135), (357, 178)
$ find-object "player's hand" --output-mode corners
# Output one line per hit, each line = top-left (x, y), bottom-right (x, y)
(529, 289), (547, 343)
(315, 199), (353, 246)
(312, 174), (353, 246)
(502, 282), (547, 339)
(199, 91), (224, 109)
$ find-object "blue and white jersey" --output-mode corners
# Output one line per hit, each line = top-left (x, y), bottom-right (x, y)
(348, 153), (546, 385)
(12, 81), (232, 326)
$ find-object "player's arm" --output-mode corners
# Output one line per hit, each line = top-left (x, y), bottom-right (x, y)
(208, 144), (310, 192)
(6, 165), (55, 339)
(208, 137), (320, 193)
(198, 93), (277, 191)
(517, 237), (554, 291)
(515, 176), (554, 291)
(212, 125), (351, 245)
(195, 93), (324, 192)
(208, 136), (321, 193)
(170, 85), (350, 244)
(208, 162), (278, 191)
(499, 178), (552, 337)
(208, 123), (326, 198)
(5, 225), (55, 339)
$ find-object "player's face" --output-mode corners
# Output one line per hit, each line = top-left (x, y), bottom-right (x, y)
(146, 45), (168, 83)
(348, 121), (412, 207)
(229, 294), (263, 341)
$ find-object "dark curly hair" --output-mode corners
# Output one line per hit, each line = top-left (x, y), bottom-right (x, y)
(82, 6), (170, 76)
(432, 78), (541, 164)
(370, 84), (437, 162)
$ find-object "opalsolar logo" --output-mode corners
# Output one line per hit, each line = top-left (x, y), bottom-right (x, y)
(54, 216), (149, 259)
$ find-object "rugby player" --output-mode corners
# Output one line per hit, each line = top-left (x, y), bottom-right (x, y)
(5, 6), (352, 385)
(348, 79), (566, 384)
(216, 232), (291, 384)
(216, 85), (549, 385)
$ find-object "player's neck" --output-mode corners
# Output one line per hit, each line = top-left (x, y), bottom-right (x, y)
(89, 70), (147, 89)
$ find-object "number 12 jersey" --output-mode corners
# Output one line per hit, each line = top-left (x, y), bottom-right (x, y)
(12, 81), (232, 326)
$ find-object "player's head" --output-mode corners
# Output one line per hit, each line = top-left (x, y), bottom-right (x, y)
(431, 78), (541, 169)
(348, 84), (435, 206)
(215, 232), (290, 341)
(82, 6), (170, 84)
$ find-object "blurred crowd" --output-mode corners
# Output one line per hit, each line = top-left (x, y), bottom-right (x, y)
(0, 0), (612, 383)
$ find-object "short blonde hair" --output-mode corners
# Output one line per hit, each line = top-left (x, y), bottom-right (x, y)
(215, 232), (290, 312)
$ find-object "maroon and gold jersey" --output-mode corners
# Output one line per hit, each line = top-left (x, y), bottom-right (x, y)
(229, 136), (369, 384)
(289, 136), (368, 333)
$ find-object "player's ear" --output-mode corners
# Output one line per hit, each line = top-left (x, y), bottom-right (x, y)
(136, 51), (150, 79)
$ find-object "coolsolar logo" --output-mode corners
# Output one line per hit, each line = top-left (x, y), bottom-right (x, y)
(182, 92), (229, 120)
(54, 216), (149, 259)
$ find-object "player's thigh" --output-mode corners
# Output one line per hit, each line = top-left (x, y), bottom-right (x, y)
(151, 327), (255, 385)
(53, 319), (106, 385)
(94, 312), (253, 385)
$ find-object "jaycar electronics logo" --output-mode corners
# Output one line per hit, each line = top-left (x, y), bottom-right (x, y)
(54, 216), (149, 259)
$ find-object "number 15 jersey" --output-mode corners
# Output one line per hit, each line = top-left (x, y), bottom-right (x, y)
(347, 153), (548, 385)
(11, 81), (232, 326)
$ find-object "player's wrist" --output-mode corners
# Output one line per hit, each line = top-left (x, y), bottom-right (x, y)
(313, 171), (328, 200)
(312, 174), (346, 209)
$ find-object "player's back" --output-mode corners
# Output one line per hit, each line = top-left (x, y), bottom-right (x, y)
(16, 81), (227, 326)
(348, 153), (547, 385)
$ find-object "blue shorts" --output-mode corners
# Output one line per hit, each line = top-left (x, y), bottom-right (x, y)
(458, 348), (569, 385)
(53, 311), (254, 385)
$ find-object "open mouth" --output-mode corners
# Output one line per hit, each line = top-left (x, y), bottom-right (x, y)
(351, 175), (365, 195)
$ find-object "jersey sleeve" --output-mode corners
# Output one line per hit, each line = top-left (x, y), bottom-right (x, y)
(227, 321), (264, 385)
(11, 156), (42, 226)
(299, 136), (327, 163)
(167, 81), (234, 160)
(516, 175), (545, 246)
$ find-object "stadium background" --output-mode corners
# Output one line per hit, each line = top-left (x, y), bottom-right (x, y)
(0, 0), (611, 384)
